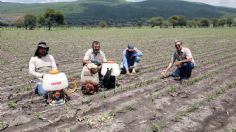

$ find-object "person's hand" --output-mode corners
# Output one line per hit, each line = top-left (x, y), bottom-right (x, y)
(84, 60), (91, 64)
(97, 65), (102, 70)
(175, 61), (182, 67)
(161, 69), (167, 75)
(126, 71), (131, 76)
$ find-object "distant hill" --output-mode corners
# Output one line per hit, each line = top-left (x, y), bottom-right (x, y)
(0, 0), (236, 24)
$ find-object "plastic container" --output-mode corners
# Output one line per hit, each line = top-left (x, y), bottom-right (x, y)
(42, 70), (69, 91)
(81, 66), (99, 85)
(101, 63), (120, 76)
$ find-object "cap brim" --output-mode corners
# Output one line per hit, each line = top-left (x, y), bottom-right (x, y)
(38, 44), (48, 48)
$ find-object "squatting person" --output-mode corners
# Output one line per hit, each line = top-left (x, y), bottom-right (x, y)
(120, 44), (143, 75)
(162, 40), (196, 80)
(83, 41), (107, 80)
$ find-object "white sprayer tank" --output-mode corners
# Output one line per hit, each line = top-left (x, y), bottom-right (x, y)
(101, 62), (120, 76)
(42, 70), (69, 91)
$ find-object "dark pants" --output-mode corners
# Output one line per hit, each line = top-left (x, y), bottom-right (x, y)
(172, 62), (195, 80)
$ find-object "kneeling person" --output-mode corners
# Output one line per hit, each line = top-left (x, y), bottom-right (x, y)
(29, 42), (68, 105)
(29, 42), (57, 98)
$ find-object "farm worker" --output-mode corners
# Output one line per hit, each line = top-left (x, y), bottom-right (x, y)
(83, 41), (107, 78)
(162, 40), (196, 80)
(120, 44), (143, 75)
(29, 42), (57, 98)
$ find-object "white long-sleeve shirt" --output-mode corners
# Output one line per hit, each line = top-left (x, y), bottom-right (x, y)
(29, 54), (57, 84)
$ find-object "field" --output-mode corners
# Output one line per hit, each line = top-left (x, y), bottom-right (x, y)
(0, 27), (236, 132)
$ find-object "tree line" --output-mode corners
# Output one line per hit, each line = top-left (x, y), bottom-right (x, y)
(146, 15), (235, 28)
(3, 8), (64, 30)
(0, 9), (236, 29)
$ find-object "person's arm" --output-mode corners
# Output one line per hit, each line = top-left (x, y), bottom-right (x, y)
(101, 51), (107, 63)
(162, 54), (175, 74)
(49, 55), (57, 70)
(83, 50), (92, 64)
(164, 63), (174, 73)
(177, 48), (193, 65)
(178, 58), (192, 64)
(134, 48), (143, 57)
(29, 57), (44, 78)
(122, 50), (129, 74)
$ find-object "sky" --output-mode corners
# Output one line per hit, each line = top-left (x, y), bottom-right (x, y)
(1, 0), (236, 8)
(183, 0), (236, 8)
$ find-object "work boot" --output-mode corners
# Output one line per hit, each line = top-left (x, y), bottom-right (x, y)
(132, 68), (136, 73)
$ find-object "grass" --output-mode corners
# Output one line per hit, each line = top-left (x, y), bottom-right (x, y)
(186, 102), (202, 113)
(228, 129), (236, 132)
(7, 101), (17, 109)
(146, 124), (162, 132)
(125, 101), (137, 111)
(33, 112), (44, 120)
(84, 101), (137, 129)
(0, 121), (8, 130)
(207, 79), (236, 102)
(172, 78), (236, 123)
(65, 128), (71, 132)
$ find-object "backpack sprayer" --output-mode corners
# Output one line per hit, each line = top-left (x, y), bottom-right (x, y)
(101, 60), (120, 89)
(81, 63), (99, 94)
(80, 60), (120, 94)
(42, 70), (69, 106)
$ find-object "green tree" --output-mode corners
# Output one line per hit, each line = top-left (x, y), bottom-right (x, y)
(212, 18), (219, 27)
(168, 15), (186, 28)
(137, 21), (143, 28)
(226, 16), (233, 27)
(218, 18), (226, 27)
(199, 18), (210, 27)
(24, 14), (37, 30)
(44, 8), (64, 30)
(0, 21), (8, 26)
(161, 21), (169, 28)
(187, 20), (197, 28)
(13, 16), (24, 28)
(147, 17), (164, 27)
(99, 20), (108, 28)
(37, 15), (46, 27)
(168, 16), (178, 28)
(178, 15), (187, 27)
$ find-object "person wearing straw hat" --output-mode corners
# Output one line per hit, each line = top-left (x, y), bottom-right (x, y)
(120, 44), (143, 75)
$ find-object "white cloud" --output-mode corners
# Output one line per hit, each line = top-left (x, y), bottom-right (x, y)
(126, 0), (146, 2)
(182, 0), (236, 8)
(1, 0), (76, 3)
(1, 0), (146, 3)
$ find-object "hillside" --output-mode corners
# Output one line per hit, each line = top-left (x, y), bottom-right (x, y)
(0, 0), (236, 24)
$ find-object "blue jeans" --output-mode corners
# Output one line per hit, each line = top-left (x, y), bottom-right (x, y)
(172, 62), (195, 80)
(36, 84), (48, 98)
(120, 56), (141, 73)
